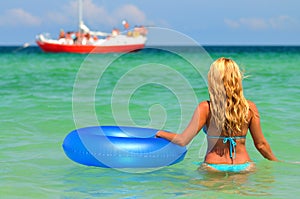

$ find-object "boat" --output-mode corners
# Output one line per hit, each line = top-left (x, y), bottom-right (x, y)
(36, 0), (147, 54)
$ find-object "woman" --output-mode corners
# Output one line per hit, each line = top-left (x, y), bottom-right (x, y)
(156, 57), (278, 172)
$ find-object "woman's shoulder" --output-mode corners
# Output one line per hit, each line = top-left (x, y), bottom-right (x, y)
(197, 101), (210, 121)
(197, 100), (210, 115)
(247, 100), (258, 110)
(198, 100), (210, 109)
(247, 100), (260, 119)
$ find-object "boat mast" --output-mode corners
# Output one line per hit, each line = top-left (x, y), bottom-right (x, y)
(78, 0), (83, 33)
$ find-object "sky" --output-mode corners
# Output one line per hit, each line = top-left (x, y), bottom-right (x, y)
(0, 0), (300, 46)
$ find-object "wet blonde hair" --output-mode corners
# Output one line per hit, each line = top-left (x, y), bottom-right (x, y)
(208, 57), (249, 136)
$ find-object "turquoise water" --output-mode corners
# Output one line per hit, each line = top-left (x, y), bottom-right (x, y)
(1, 46), (300, 198)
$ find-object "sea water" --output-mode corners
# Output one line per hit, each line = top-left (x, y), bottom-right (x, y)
(1, 46), (300, 198)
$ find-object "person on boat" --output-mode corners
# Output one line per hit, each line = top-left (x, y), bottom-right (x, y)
(122, 20), (130, 29)
(93, 35), (98, 41)
(112, 28), (120, 36)
(156, 57), (278, 172)
(74, 32), (82, 44)
(65, 32), (74, 45)
(58, 29), (65, 39)
(57, 29), (67, 44)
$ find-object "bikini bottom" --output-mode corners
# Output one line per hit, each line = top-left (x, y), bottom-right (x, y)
(200, 162), (254, 172)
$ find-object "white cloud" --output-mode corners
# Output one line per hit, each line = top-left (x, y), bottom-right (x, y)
(46, 0), (148, 29)
(269, 15), (297, 30)
(224, 16), (298, 30)
(224, 17), (267, 30)
(239, 17), (268, 30)
(224, 18), (240, 28)
(0, 8), (41, 27)
(78, 0), (114, 25)
(113, 4), (147, 25)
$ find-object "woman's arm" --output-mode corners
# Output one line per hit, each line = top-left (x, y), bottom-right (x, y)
(156, 101), (209, 146)
(248, 101), (278, 161)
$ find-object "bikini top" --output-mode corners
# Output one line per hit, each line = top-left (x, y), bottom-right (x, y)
(203, 125), (246, 159)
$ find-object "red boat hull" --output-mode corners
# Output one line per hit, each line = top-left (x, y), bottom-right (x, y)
(36, 40), (145, 54)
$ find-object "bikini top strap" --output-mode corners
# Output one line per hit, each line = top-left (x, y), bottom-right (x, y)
(223, 137), (237, 159)
(206, 135), (246, 140)
(206, 135), (246, 159)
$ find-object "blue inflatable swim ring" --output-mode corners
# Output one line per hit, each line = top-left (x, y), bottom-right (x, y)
(62, 126), (187, 168)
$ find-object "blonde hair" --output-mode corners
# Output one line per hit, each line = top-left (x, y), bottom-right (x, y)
(208, 57), (249, 136)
